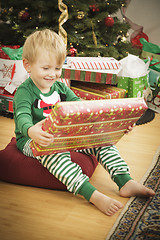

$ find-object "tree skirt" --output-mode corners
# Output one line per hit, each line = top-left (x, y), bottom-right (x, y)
(106, 147), (160, 240)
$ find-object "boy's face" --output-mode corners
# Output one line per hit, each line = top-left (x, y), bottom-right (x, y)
(23, 51), (63, 93)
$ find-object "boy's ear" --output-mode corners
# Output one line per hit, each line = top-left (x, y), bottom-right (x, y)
(23, 59), (31, 73)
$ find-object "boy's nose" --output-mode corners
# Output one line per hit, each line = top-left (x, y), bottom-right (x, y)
(49, 72), (56, 78)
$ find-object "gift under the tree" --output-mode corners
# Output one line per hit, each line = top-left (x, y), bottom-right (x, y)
(147, 69), (160, 113)
(62, 65), (119, 85)
(140, 38), (160, 61)
(67, 57), (121, 70)
(117, 54), (150, 98)
(117, 75), (149, 98)
(71, 81), (126, 100)
(30, 97), (148, 156)
(0, 45), (21, 59)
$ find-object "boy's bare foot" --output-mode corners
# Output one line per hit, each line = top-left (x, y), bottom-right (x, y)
(119, 179), (155, 198)
(89, 190), (123, 216)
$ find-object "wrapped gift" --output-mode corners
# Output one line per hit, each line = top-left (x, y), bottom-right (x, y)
(0, 59), (29, 94)
(147, 71), (160, 113)
(0, 45), (20, 59)
(61, 65), (119, 85)
(71, 87), (106, 100)
(147, 91), (160, 113)
(30, 97), (148, 156)
(67, 57), (121, 70)
(140, 38), (160, 61)
(117, 54), (150, 98)
(117, 75), (149, 98)
(148, 69), (160, 89)
(71, 82), (126, 100)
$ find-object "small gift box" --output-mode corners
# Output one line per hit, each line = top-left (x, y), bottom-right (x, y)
(30, 97), (148, 156)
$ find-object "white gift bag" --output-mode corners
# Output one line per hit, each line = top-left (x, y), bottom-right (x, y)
(0, 59), (29, 94)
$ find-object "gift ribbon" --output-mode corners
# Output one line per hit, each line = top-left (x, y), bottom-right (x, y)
(58, 0), (68, 47)
(9, 63), (16, 85)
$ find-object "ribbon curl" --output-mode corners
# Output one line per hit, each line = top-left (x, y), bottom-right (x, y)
(58, 0), (68, 47)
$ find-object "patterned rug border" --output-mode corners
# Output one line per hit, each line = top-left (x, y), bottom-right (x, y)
(106, 146), (160, 240)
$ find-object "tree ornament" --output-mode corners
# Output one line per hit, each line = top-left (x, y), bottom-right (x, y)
(77, 11), (84, 20)
(18, 8), (30, 21)
(89, 4), (99, 12)
(69, 45), (77, 57)
(104, 16), (114, 27)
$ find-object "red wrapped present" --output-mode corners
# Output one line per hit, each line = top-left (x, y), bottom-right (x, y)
(30, 97), (148, 156)
(0, 45), (20, 59)
(71, 82), (126, 99)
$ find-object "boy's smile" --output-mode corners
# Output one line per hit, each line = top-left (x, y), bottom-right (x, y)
(24, 51), (63, 93)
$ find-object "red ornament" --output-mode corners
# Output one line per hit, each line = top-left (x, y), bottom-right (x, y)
(69, 46), (77, 57)
(18, 9), (30, 21)
(104, 16), (114, 27)
(131, 32), (149, 49)
(89, 4), (99, 12)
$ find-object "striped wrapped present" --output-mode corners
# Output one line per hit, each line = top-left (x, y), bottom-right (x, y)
(67, 57), (121, 70)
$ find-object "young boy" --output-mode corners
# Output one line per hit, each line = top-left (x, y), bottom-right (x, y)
(13, 29), (155, 216)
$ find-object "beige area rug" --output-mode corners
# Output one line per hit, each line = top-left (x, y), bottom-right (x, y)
(106, 146), (160, 240)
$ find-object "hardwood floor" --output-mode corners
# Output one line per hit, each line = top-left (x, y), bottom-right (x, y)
(0, 113), (160, 240)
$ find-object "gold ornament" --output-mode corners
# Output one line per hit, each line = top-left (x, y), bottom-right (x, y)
(58, 0), (68, 47)
(77, 11), (84, 19)
(91, 21), (97, 46)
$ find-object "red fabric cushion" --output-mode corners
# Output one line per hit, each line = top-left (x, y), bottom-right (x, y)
(0, 138), (98, 190)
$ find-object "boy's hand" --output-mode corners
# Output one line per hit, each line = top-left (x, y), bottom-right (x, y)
(124, 123), (136, 134)
(28, 119), (54, 147)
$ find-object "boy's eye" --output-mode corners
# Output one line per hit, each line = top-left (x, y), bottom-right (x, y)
(43, 67), (49, 70)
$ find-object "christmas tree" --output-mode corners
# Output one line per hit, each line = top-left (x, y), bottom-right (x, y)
(0, 0), (139, 59)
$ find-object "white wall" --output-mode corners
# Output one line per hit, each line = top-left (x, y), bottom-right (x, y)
(117, 0), (160, 45)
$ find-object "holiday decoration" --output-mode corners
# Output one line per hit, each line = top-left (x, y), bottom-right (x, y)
(30, 97), (148, 156)
(77, 11), (85, 20)
(67, 57), (121, 70)
(0, 1), (139, 58)
(58, 0), (68, 47)
(18, 9), (30, 21)
(89, 4), (99, 12)
(69, 46), (77, 57)
(104, 16), (114, 27)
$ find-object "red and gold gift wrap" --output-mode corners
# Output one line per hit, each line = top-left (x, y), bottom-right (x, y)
(71, 81), (126, 100)
(30, 98), (148, 156)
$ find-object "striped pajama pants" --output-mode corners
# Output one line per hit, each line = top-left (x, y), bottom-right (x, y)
(23, 141), (130, 196)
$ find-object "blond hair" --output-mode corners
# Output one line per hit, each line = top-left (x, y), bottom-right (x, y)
(22, 29), (66, 64)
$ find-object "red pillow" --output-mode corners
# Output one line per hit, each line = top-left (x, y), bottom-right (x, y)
(0, 138), (98, 190)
